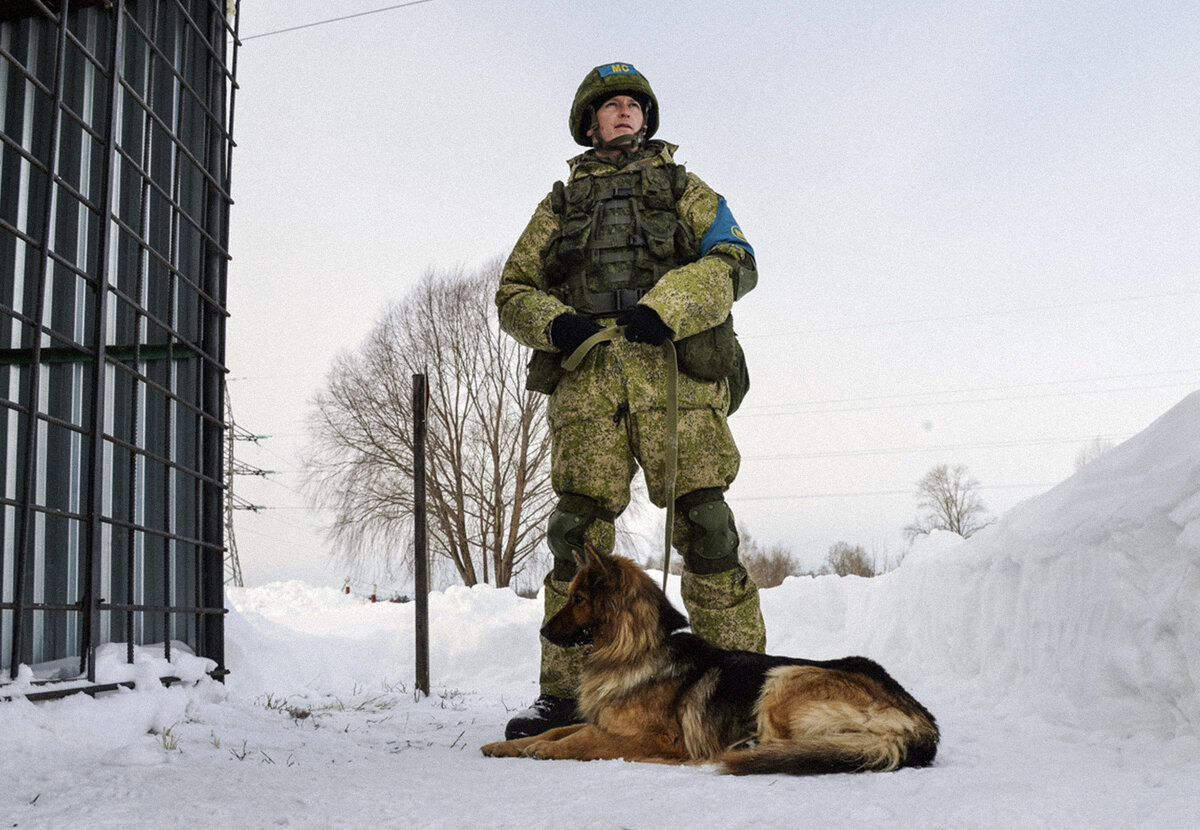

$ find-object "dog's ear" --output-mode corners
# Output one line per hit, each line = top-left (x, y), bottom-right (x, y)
(581, 544), (611, 578)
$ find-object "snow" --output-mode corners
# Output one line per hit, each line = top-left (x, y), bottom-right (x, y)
(4, 394), (1200, 829)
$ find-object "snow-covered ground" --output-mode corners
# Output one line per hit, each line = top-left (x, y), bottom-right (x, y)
(3, 392), (1200, 829)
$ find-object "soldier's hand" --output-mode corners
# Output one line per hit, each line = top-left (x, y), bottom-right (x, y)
(618, 305), (672, 346)
(550, 313), (603, 355)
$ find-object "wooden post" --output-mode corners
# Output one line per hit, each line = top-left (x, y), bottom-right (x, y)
(413, 373), (430, 696)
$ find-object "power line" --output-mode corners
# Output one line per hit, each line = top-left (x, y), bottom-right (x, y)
(742, 433), (1129, 462)
(742, 368), (1199, 413)
(241, 0), (436, 41)
(744, 289), (1200, 340)
(738, 377), (1200, 418)
(732, 482), (1059, 502)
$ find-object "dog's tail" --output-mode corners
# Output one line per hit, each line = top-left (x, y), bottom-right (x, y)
(719, 682), (940, 777)
(719, 727), (939, 776)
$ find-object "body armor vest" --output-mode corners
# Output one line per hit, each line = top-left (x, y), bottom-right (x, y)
(527, 157), (750, 414)
(540, 162), (697, 317)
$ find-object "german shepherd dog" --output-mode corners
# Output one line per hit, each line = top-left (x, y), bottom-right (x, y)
(481, 546), (938, 775)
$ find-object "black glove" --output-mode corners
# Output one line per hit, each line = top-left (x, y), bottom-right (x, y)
(617, 305), (672, 346)
(550, 313), (603, 355)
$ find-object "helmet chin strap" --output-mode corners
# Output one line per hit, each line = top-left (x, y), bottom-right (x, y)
(589, 113), (648, 161)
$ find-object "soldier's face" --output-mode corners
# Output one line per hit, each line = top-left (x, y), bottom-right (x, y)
(589, 94), (645, 145)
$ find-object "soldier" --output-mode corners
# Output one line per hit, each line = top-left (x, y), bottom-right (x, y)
(496, 62), (765, 739)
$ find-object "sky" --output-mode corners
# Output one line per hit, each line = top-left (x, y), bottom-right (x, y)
(225, 0), (1200, 590)
(3, 390), (1198, 827)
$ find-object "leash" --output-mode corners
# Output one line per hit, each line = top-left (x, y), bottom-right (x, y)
(561, 327), (679, 590)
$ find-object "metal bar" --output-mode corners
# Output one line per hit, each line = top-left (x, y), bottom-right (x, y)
(0, 215), (44, 247)
(97, 602), (226, 615)
(413, 373), (430, 697)
(101, 511), (224, 550)
(162, 0), (190, 666)
(224, 0), (240, 196)
(0, 500), (87, 523)
(99, 432), (224, 491)
(121, 0), (162, 668)
(9, 0), (71, 682)
(0, 601), (83, 613)
(0, 343), (200, 366)
(0, 130), (53, 174)
(198, 0), (229, 679)
(82, 0), (123, 682)
(0, 672), (234, 704)
(0, 45), (55, 101)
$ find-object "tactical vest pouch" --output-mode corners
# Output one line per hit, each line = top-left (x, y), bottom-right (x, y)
(726, 338), (750, 415)
(640, 166), (677, 210)
(676, 316), (737, 381)
(525, 349), (564, 395)
(639, 209), (678, 260)
(544, 212), (592, 273)
(675, 315), (750, 414)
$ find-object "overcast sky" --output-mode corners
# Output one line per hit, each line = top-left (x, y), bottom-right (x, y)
(226, 0), (1200, 589)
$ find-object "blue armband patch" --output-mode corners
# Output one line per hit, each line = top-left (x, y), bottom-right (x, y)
(699, 198), (754, 259)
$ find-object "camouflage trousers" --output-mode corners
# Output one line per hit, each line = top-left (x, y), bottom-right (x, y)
(538, 405), (766, 698)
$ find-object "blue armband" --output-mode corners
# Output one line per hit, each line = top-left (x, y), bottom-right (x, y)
(698, 198), (754, 259)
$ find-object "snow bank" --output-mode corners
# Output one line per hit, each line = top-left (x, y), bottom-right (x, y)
(766, 391), (1200, 742)
(224, 580), (543, 700)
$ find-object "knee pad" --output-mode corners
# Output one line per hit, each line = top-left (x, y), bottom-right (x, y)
(676, 488), (739, 575)
(547, 493), (605, 580)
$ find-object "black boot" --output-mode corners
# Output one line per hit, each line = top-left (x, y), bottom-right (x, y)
(504, 694), (583, 740)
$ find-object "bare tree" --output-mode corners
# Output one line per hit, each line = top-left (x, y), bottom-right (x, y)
(822, 541), (876, 577)
(1074, 437), (1115, 471)
(303, 261), (555, 588)
(739, 525), (804, 588)
(903, 463), (991, 543)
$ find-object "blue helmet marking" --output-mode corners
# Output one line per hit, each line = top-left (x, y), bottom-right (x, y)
(597, 63), (640, 78)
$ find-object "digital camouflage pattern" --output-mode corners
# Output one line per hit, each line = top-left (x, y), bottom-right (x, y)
(680, 567), (767, 653)
(539, 574), (588, 698)
(499, 140), (766, 698)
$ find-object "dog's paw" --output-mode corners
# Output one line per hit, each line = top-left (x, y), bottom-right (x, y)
(480, 740), (521, 758)
(521, 740), (554, 759)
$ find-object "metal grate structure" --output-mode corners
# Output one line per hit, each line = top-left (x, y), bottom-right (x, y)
(0, 0), (238, 695)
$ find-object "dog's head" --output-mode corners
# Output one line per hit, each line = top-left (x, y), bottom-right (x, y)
(540, 545), (688, 651)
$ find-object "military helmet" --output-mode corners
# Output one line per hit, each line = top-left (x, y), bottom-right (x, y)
(569, 62), (659, 147)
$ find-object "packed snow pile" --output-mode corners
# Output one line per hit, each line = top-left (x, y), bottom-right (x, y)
(223, 579), (542, 698)
(2, 392), (1198, 828)
(765, 390), (1200, 744)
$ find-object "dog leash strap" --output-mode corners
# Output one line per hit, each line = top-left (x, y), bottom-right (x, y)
(562, 326), (622, 371)
(661, 339), (677, 591)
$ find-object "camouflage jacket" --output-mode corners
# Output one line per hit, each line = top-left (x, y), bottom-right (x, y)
(497, 141), (755, 428)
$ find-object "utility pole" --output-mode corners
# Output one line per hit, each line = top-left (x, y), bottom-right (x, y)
(413, 373), (430, 697)
(223, 389), (269, 587)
